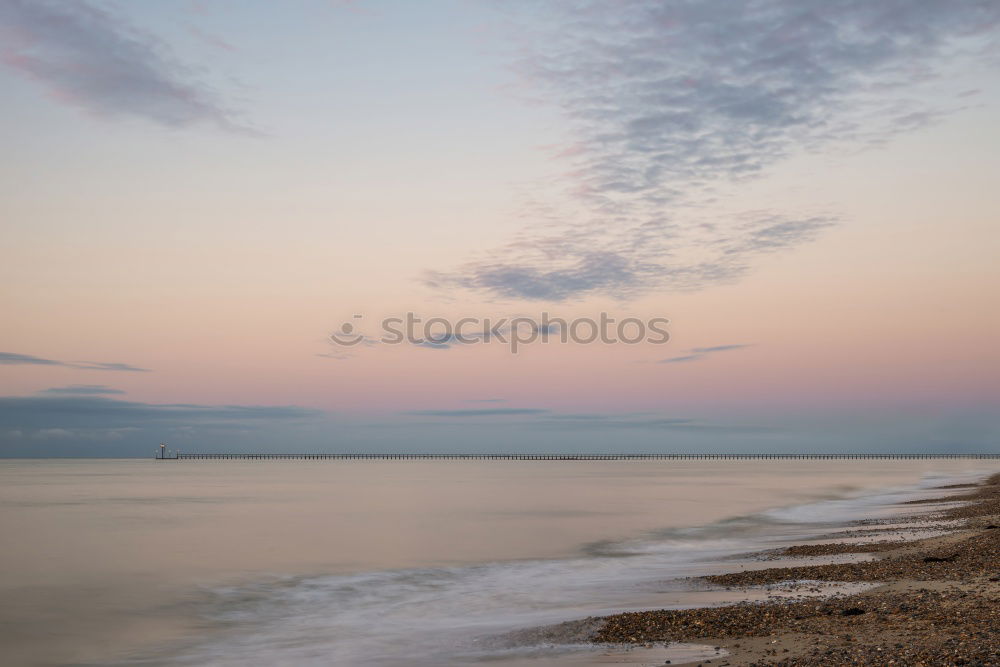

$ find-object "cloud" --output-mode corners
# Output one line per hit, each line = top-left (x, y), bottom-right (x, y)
(432, 0), (999, 300)
(660, 343), (749, 364)
(0, 352), (150, 372)
(38, 384), (125, 395)
(395, 408), (762, 432)
(0, 352), (65, 366)
(0, 395), (322, 435)
(412, 327), (503, 350)
(0, 0), (250, 131)
(538, 412), (768, 432)
(692, 344), (749, 354)
(402, 408), (550, 417)
(450, 252), (645, 302)
(542, 413), (625, 421)
(77, 361), (150, 372)
(465, 398), (507, 403)
(0, 394), (325, 455)
(407, 319), (563, 350)
(658, 354), (702, 364)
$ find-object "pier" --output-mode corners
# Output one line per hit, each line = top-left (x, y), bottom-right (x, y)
(162, 453), (1000, 460)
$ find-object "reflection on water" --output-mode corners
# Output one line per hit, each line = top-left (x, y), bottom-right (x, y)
(0, 459), (994, 666)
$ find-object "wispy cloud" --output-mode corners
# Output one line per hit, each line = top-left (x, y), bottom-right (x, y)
(493, 411), (771, 433)
(408, 319), (561, 350)
(80, 362), (150, 372)
(431, 0), (999, 301)
(0, 352), (150, 372)
(38, 384), (125, 395)
(542, 413), (621, 421)
(539, 412), (768, 432)
(409, 327), (502, 350)
(692, 345), (749, 354)
(395, 408), (762, 432)
(660, 343), (750, 364)
(0, 352), (62, 367)
(0, 0), (251, 131)
(402, 408), (549, 417)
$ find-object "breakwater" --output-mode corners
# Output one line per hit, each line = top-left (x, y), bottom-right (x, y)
(164, 453), (1000, 460)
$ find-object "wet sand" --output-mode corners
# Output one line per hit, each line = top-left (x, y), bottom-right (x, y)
(583, 473), (1000, 665)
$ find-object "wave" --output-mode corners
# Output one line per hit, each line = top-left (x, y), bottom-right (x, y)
(124, 468), (990, 666)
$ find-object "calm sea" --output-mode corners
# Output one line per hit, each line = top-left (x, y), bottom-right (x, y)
(1, 459), (995, 666)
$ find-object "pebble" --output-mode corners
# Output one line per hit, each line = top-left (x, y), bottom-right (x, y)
(590, 473), (1000, 666)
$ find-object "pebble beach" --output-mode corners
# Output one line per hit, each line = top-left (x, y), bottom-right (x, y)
(586, 472), (1000, 666)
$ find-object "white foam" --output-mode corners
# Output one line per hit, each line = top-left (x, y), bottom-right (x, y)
(132, 469), (989, 666)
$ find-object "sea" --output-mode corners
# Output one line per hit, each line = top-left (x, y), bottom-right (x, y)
(1, 458), (996, 666)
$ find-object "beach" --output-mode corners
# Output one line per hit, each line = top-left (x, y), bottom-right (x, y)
(584, 472), (1000, 665)
(4, 1), (998, 664)
(2, 460), (998, 666)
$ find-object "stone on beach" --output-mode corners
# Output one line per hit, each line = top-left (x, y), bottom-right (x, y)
(589, 473), (1000, 666)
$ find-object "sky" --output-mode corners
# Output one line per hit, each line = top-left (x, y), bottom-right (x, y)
(1, 0), (998, 456)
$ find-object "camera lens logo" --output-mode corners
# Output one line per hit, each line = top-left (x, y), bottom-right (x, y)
(330, 315), (366, 346)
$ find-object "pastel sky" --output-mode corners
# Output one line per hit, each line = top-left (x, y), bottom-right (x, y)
(1, 0), (998, 456)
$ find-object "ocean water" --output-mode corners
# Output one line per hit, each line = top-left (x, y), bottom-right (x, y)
(0, 459), (995, 666)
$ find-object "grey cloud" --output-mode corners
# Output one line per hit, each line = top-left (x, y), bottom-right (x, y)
(540, 413), (767, 432)
(570, 420), (763, 432)
(692, 344), (749, 354)
(413, 339), (456, 350)
(77, 361), (150, 372)
(433, 0), (998, 300)
(0, 395), (324, 455)
(0, 352), (150, 372)
(396, 408), (759, 432)
(0, 395), (322, 433)
(0, 0), (250, 131)
(402, 408), (550, 417)
(436, 212), (835, 301)
(661, 343), (749, 364)
(457, 252), (644, 302)
(456, 259), (591, 303)
(543, 413), (624, 421)
(38, 385), (125, 395)
(659, 354), (702, 364)
(409, 319), (555, 350)
(0, 352), (62, 366)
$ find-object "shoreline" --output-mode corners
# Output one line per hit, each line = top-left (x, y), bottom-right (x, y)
(580, 472), (1000, 665)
